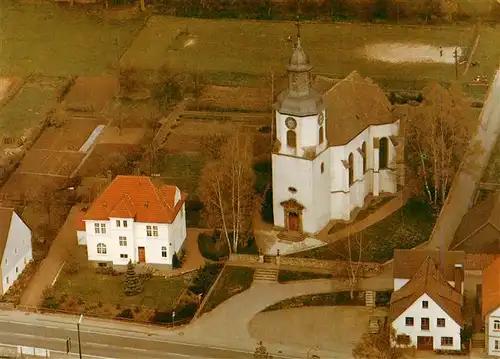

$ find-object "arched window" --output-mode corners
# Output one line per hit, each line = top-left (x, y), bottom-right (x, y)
(97, 243), (107, 255)
(362, 141), (367, 173)
(286, 130), (297, 148)
(379, 137), (389, 169)
(320, 162), (324, 174)
(319, 127), (324, 145)
(348, 153), (354, 186)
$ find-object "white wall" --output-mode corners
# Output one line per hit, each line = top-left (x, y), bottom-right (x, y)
(394, 278), (464, 294)
(1, 212), (32, 294)
(77, 231), (87, 246)
(487, 307), (500, 356)
(392, 293), (461, 351)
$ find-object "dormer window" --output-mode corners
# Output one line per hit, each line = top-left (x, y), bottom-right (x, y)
(422, 300), (429, 309)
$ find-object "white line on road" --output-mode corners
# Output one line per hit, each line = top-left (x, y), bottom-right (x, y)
(0, 342), (118, 359)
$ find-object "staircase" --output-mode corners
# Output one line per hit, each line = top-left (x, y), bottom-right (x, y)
(365, 290), (375, 308)
(471, 333), (485, 349)
(253, 268), (278, 283)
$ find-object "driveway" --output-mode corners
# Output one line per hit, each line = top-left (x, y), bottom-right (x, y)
(249, 306), (388, 356)
(19, 204), (81, 307)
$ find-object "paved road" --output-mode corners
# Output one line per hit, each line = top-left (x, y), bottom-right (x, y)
(427, 68), (500, 250)
(0, 310), (256, 359)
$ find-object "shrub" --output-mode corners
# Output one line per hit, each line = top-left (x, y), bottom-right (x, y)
(41, 287), (59, 310)
(95, 266), (117, 276)
(189, 263), (224, 295)
(278, 270), (332, 283)
(124, 261), (143, 296)
(64, 255), (80, 275)
(172, 253), (181, 269)
(116, 308), (134, 319)
(197, 231), (229, 261)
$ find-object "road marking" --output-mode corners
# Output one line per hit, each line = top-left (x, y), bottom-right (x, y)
(0, 342), (117, 359)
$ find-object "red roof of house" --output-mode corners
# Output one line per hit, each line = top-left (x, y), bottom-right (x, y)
(73, 209), (86, 231)
(82, 176), (187, 224)
(482, 258), (500, 318)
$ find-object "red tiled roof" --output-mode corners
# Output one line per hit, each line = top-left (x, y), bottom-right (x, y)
(83, 176), (187, 224)
(73, 209), (86, 231)
(482, 258), (500, 318)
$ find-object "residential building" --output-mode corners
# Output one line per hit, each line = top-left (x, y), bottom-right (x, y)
(77, 176), (187, 269)
(482, 257), (500, 356)
(272, 34), (403, 236)
(451, 191), (500, 253)
(393, 249), (465, 293)
(0, 208), (33, 295)
(390, 256), (463, 351)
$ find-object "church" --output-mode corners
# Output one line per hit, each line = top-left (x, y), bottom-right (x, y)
(272, 34), (403, 236)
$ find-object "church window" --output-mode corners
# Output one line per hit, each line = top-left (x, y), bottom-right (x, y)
(288, 187), (297, 194)
(362, 141), (367, 173)
(286, 130), (297, 148)
(348, 153), (354, 186)
(320, 162), (324, 174)
(379, 137), (389, 169)
(319, 127), (324, 145)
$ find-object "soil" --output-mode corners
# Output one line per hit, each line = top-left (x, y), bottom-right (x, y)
(77, 143), (142, 177)
(97, 126), (147, 145)
(17, 149), (84, 176)
(0, 77), (13, 101)
(0, 173), (68, 200)
(33, 118), (107, 151)
(365, 43), (463, 64)
(64, 77), (119, 113)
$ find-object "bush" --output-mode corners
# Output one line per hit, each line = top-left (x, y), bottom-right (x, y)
(278, 270), (332, 283)
(124, 261), (143, 296)
(95, 266), (118, 276)
(189, 263), (224, 295)
(375, 291), (392, 307)
(172, 253), (181, 269)
(197, 231), (229, 261)
(41, 287), (60, 310)
(64, 255), (80, 275)
(116, 308), (134, 319)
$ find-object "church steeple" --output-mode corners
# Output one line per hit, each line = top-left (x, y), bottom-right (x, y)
(287, 16), (313, 98)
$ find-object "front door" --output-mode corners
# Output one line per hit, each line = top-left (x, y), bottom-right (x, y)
(138, 247), (146, 263)
(287, 212), (300, 231)
(417, 336), (433, 350)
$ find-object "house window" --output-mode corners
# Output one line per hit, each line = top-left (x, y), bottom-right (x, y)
(319, 127), (324, 145)
(421, 317), (430, 330)
(348, 153), (354, 186)
(146, 225), (159, 237)
(4, 259), (7, 265)
(495, 340), (500, 350)
(494, 320), (500, 331)
(161, 246), (167, 258)
(14, 248), (17, 255)
(437, 318), (445, 327)
(405, 317), (414, 326)
(15, 267), (18, 274)
(379, 137), (389, 169)
(441, 337), (453, 346)
(422, 300), (429, 309)
(153, 226), (158, 237)
(6, 277), (9, 284)
(396, 335), (411, 346)
(361, 141), (367, 173)
(123, 221), (128, 228)
(286, 130), (296, 148)
(100, 223), (107, 234)
(94, 223), (100, 234)
(116, 220), (121, 228)
(95, 223), (107, 234)
(120, 254), (128, 259)
(119, 236), (127, 246)
(97, 243), (107, 255)
(320, 162), (324, 174)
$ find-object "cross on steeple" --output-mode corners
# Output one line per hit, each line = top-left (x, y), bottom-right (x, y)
(295, 15), (301, 40)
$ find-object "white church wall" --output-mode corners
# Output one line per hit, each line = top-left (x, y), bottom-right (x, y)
(312, 149), (331, 233)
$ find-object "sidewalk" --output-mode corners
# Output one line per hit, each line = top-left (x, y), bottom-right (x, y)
(19, 205), (82, 307)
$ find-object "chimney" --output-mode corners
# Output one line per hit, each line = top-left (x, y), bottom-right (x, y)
(107, 170), (112, 182)
(144, 201), (149, 209)
(454, 264), (463, 293)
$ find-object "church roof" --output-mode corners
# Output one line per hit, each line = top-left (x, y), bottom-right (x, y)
(316, 71), (395, 146)
(288, 38), (312, 72)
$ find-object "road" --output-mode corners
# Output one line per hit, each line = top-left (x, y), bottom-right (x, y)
(0, 310), (258, 359)
(427, 67), (500, 250)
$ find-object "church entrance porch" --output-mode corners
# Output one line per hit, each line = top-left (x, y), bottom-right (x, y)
(288, 212), (300, 231)
(280, 198), (305, 233)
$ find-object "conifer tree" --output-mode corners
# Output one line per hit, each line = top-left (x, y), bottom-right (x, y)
(124, 260), (143, 296)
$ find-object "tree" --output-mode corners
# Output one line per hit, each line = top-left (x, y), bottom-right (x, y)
(253, 341), (272, 359)
(353, 327), (415, 359)
(404, 82), (476, 207)
(345, 232), (371, 300)
(199, 132), (255, 253)
(124, 261), (143, 296)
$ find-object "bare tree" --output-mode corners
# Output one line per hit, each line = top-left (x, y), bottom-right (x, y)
(353, 327), (415, 359)
(345, 232), (371, 300)
(199, 132), (255, 253)
(404, 82), (476, 206)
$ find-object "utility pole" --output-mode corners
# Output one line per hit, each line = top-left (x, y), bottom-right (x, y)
(454, 48), (459, 81)
(270, 70), (275, 149)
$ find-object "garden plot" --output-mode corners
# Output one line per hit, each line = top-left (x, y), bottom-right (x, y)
(63, 77), (119, 113)
(365, 43), (464, 64)
(77, 143), (142, 177)
(17, 150), (84, 176)
(0, 173), (68, 200)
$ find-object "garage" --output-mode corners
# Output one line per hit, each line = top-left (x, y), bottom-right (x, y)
(417, 336), (433, 350)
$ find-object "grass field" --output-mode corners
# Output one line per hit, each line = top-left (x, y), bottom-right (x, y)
(122, 16), (500, 85)
(0, 2), (144, 76)
(0, 80), (64, 138)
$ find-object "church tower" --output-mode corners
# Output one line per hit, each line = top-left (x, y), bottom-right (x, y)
(271, 24), (331, 236)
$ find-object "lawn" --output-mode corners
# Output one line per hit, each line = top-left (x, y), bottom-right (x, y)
(0, 1), (144, 76)
(278, 270), (332, 283)
(201, 265), (255, 314)
(0, 80), (65, 138)
(122, 16), (500, 86)
(292, 199), (437, 263)
(262, 292), (365, 312)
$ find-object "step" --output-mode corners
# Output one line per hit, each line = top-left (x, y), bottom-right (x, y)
(253, 269), (278, 283)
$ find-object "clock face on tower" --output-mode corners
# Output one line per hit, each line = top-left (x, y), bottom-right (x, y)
(285, 117), (297, 130)
(318, 112), (324, 126)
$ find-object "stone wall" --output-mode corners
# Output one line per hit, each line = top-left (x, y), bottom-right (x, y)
(228, 254), (260, 263)
(280, 257), (382, 277)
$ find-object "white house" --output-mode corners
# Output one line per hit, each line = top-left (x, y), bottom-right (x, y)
(0, 208), (33, 295)
(76, 176), (187, 270)
(272, 34), (403, 236)
(390, 256), (463, 351)
(482, 258), (500, 356)
(393, 249), (465, 293)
